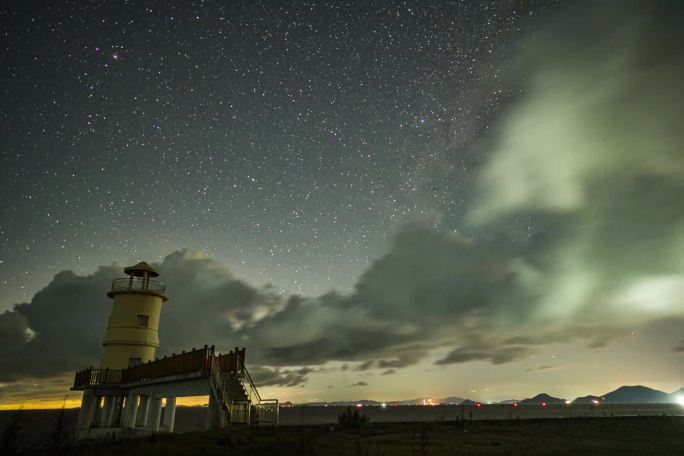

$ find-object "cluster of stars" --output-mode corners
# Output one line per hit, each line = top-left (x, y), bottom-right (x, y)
(0, 0), (558, 307)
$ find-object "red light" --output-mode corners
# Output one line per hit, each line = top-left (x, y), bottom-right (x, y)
(513, 402), (519, 408)
(476, 402), (482, 408)
(541, 402), (547, 408)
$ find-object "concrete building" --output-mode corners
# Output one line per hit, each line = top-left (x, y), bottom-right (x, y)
(71, 262), (277, 440)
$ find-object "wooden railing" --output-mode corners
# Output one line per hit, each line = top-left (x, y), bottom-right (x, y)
(217, 347), (245, 374)
(121, 346), (213, 384)
(72, 368), (122, 389)
(72, 346), (213, 390)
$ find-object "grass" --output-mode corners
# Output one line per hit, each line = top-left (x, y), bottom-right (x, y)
(5, 416), (684, 455)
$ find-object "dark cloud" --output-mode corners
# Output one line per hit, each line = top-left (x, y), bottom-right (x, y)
(0, 251), (284, 382)
(348, 381), (368, 387)
(525, 365), (561, 373)
(0, 374), (80, 405)
(248, 366), (309, 388)
(436, 346), (532, 366)
(243, 224), (532, 368)
(356, 361), (375, 371)
(380, 369), (396, 376)
(0, 268), (118, 381)
(674, 342), (684, 353)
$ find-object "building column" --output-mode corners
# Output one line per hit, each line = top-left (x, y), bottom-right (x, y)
(136, 395), (151, 428)
(110, 396), (124, 427)
(101, 396), (115, 427)
(76, 390), (98, 431)
(93, 396), (104, 427)
(162, 397), (177, 432)
(146, 397), (162, 432)
(206, 393), (227, 429)
(122, 393), (139, 428)
(206, 393), (219, 429)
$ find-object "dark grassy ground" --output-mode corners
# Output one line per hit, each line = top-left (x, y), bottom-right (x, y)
(2, 415), (684, 455)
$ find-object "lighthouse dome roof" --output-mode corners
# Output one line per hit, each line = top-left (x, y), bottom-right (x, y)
(123, 261), (160, 277)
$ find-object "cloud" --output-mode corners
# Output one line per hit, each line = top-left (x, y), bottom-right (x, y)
(356, 361), (375, 371)
(0, 374), (81, 405)
(377, 352), (425, 369)
(0, 251), (285, 382)
(380, 369), (396, 376)
(468, 0), (684, 326)
(674, 342), (684, 353)
(436, 346), (532, 366)
(525, 365), (561, 373)
(248, 366), (310, 388)
(348, 381), (368, 387)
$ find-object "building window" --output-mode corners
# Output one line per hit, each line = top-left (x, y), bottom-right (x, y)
(136, 314), (149, 327)
(128, 357), (142, 367)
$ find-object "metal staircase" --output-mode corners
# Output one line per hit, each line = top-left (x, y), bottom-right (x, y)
(209, 350), (278, 426)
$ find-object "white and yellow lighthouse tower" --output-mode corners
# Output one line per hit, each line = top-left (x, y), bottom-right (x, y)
(101, 262), (168, 369)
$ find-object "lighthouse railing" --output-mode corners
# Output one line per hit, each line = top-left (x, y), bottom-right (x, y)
(110, 277), (166, 293)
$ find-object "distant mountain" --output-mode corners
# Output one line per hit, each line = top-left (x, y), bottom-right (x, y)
(294, 386), (684, 407)
(520, 393), (565, 404)
(572, 395), (603, 404)
(601, 385), (671, 404)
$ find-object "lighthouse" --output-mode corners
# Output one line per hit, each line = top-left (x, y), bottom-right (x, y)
(71, 261), (278, 439)
(101, 262), (168, 369)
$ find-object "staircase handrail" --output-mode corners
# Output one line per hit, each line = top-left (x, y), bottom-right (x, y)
(236, 355), (261, 404)
(210, 355), (232, 417)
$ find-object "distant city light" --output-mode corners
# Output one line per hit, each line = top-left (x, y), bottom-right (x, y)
(592, 399), (600, 405)
(476, 402), (482, 408)
(541, 402), (548, 408)
(381, 403), (387, 408)
(513, 402), (520, 408)
(676, 396), (684, 406)
(356, 403), (363, 408)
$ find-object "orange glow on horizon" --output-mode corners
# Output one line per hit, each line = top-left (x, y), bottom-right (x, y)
(0, 396), (213, 411)
(176, 396), (209, 407)
(0, 398), (82, 411)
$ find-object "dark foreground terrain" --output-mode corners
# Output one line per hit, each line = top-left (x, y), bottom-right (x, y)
(1, 412), (683, 455)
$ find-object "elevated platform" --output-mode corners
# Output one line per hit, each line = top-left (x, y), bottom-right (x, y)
(72, 346), (278, 440)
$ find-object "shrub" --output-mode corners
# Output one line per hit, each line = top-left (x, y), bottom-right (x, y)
(337, 406), (369, 429)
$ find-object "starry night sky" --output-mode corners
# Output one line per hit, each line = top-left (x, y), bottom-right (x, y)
(1, 0), (552, 305)
(1, 1), (684, 407)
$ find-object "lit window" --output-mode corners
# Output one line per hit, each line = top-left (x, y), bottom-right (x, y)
(136, 314), (149, 327)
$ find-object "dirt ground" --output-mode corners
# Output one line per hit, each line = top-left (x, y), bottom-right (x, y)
(2, 412), (683, 455)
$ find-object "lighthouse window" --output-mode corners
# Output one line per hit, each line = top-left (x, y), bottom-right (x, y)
(136, 314), (149, 327)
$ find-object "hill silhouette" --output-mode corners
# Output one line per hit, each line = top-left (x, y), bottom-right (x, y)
(601, 385), (671, 403)
(520, 393), (565, 404)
